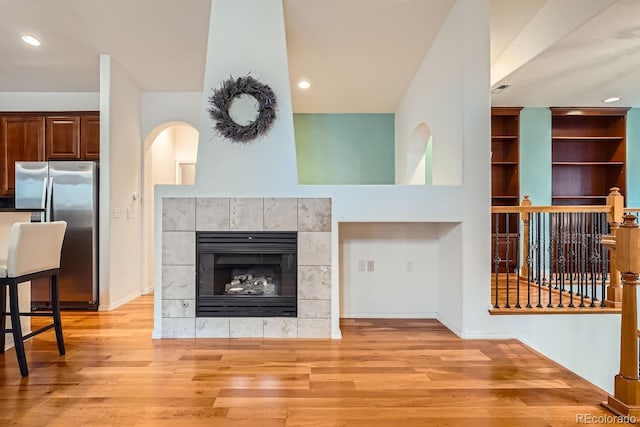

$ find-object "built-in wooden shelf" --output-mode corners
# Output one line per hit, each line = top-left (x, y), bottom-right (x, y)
(552, 195), (607, 199)
(492, 195), (519, 199)
(552, 161), (625, 166)
(552, 136), (623, 141)
(551, 107), (629, 206)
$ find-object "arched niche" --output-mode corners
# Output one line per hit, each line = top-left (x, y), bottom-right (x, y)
(406, 123), (432, 185)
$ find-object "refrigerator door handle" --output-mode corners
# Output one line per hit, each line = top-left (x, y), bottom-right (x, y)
(40, 177), (48, 223)
(45, 176), (53, 222)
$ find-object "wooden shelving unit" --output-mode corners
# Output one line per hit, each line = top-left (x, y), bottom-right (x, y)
(551, 107), (629, 205)
(491, 107), (522, 208)
(491, 107), (522, 273)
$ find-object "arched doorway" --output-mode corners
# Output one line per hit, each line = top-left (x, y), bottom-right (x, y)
(406, 123), (432, 185)
(142, 122), (199, 293)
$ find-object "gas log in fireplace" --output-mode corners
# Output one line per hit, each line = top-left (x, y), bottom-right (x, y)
(196, 231), (297, 317)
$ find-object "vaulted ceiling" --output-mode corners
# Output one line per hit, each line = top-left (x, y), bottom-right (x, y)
(1, 0), (639, 111)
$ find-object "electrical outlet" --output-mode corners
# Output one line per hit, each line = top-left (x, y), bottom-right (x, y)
(358, 260), (366, 272)
(406, 261), (413, 272)
(113, 207), (121, 219)
(367, 260), (375, 272)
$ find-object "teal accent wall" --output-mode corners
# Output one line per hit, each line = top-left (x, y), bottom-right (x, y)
(519, 108), (551, 205)
(627, 108), (640, 207)
(293, 114), (395, 185)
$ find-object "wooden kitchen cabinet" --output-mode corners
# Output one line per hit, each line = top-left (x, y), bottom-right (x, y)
(46, 116), (81, 159)
(47, 114), (100, 160)
(0, 116), (46, 196)
(0, 111), (99, 196)
(80, 115), (100, 160)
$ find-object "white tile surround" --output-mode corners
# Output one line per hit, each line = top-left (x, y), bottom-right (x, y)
(161, 197), (332, 338)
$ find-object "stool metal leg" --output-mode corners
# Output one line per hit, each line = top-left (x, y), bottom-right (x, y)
(8, 283), (28, 377)
(50, 274), (65, 355)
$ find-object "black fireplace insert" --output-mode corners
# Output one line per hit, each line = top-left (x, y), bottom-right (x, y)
(196, 231), (297, 317)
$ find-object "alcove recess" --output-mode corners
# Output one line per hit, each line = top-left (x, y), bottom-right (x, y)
(551, 107), (629, 206)
(491, 107), (522, 273)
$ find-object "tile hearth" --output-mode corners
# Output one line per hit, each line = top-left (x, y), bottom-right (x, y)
(160, 197), (331, 338)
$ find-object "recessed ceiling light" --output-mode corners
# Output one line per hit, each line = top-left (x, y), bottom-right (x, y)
(297, 80), (311, 90)
(21, 35), (41, 47)
(602, 96), (620, 103)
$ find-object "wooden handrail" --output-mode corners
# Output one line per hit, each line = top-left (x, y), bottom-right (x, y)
(492, 205), (613, 214)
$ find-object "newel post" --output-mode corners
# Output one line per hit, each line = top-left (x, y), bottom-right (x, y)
(602, 214), (640, 419)
(520, 195), (532, 277)
(606, 187), (624, 308)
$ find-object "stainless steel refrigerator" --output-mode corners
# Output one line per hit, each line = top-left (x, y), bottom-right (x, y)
(15, 161), (99, 310)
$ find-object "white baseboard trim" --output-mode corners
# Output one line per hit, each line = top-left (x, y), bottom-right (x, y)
(98, 291), (141, 311)
(342, 312), (437, 319)
(436, 314), (463, 337)
(141, 286), (154, 295)
(458, 330), (519, 339)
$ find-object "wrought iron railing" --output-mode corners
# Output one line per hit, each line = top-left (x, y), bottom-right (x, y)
(490, 187), (628, 312)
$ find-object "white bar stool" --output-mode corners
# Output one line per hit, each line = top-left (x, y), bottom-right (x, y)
(0, 221), (67, 377)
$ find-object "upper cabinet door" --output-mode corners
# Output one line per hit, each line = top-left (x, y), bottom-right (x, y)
(80, 115), (100, 160)
(0, 116), (46, 196)
(46, 116), (81, 159)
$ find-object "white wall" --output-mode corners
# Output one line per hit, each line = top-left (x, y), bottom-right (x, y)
(193, 0), (298, 193)
(99, 55), (143, 310)
(339, 223), (440, 318)
(0, 92), (99, 111)
(151, 128), (178, 185)
(141, 92), (201, 140)
(173, 125), (199, 162)
(437, 223), (463, 335)
(394, 4), (464, 187)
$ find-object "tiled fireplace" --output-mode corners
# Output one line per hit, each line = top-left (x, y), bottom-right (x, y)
(161, 197), (331, 338)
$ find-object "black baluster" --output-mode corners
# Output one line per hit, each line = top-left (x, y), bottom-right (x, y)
(551, 213), (559, 307)
(568, 212), (575, 308)
(526, 212), (532, 309)
(536, 212), (543, 308)
(493, 212), (500, 309)
(579, 212), (586, 308)
(505, 213), (511, 308)
(545, 212), (552, 308)
(589, 213), (600, 310)
(516, 212), (521, 309)
(601, 212), (607, 307)
(558, 213), (565, 308)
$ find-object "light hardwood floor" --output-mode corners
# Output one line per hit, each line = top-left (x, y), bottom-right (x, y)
(0, 295), (618, 426)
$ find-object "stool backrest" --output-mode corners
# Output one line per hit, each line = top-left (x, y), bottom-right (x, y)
(6, 221), (67, 277)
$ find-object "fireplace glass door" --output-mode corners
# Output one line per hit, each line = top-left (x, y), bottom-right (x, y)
(197, 232), (297, 317)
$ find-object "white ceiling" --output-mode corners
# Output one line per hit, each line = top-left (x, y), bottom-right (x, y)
(1, 0), (640, 111)
(490, 0), (640, 107)
(0, 0), (211, 92)
(285, 0), (455, 113)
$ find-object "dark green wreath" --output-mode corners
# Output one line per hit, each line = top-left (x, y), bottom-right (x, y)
(207, 75), (277, 143)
